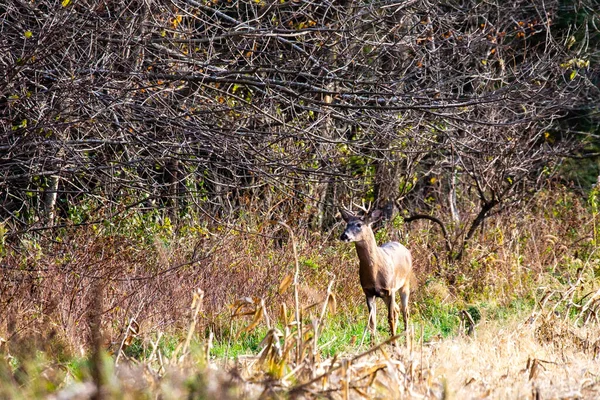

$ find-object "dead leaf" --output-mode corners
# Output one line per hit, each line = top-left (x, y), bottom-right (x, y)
(279, 273), (293, 294)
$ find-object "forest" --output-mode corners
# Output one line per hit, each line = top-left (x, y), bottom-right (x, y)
(1, 0), (599, 398)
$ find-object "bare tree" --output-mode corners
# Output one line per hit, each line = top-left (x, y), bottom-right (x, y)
(0, 0), (596, 247)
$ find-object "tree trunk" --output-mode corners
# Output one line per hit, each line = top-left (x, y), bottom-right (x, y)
(43, 174), (59, 224)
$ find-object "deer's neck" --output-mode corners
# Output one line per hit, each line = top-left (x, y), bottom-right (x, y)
(354, 233), (380, 271)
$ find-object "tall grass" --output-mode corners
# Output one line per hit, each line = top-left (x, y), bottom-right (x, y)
(0, 186), (599, 397)
(1, 253), (598, 399)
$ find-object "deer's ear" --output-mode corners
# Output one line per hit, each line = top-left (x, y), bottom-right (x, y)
(340, 209), (353, 222)
(366, 209), (383, 225)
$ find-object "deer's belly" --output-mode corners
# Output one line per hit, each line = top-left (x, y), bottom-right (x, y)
(360, 272), (396, 298)
(362, 286), (392, 298)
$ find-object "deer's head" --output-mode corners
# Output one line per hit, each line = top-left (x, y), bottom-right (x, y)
(339, 209), (383, 243)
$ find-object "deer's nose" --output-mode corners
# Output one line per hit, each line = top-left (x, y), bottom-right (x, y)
(340, 233), (349, 242)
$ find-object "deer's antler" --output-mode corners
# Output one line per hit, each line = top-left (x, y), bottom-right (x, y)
(352, 200), (372, 215)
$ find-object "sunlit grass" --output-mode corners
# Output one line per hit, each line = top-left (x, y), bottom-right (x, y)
(1, 188), (599, 397)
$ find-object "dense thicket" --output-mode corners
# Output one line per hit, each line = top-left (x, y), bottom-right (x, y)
(1, 1), (600, 362)
(1, 0), (598, 250)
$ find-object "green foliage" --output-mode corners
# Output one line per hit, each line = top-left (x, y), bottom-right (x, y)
(482, 297), (535, 321)
(66, 356), (92, 382)
(374, 224), (389, 244)
(301, 257), (319, 271)
(317, 317), (369, 357)
(390, 214), (405, 231)
(122, 334), (180, 360)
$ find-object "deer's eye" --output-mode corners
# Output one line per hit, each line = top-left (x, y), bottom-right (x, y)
(356, 222), (362, 228)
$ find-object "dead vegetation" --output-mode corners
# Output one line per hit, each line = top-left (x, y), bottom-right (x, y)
(36, 260), (600, 399)
(212, 232), (600, 399)
(0, 187), (599, 398)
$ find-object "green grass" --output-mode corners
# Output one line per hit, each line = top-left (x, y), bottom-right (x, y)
(211, 328), (270, 358)
(123, 334), (181, 360)
(317, 316), (369, 356)
(208, 292), (538, 360)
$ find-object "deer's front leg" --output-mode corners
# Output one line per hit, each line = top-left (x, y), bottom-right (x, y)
(366, 294), (377, 341)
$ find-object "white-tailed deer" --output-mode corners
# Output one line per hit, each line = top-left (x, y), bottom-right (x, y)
(340, 208), (412, 343)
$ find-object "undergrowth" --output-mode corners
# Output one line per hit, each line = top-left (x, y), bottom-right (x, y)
(0, 186), (599, 397)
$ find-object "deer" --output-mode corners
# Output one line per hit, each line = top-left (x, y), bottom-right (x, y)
(340, 207), (412, 344)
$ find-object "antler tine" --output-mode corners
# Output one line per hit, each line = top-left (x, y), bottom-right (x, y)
(351, 201), (365, 213)
(352, 200), (372, 214)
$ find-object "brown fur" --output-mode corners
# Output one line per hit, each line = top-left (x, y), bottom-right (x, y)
(340, 209), (413, 342)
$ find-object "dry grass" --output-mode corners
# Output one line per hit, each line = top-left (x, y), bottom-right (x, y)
(417, 318), (599, 399)
(214, 261), (600, 399)
(31, 272), (599, 400)
(69, 219), (596, 399)
(1, 187), (599, 398)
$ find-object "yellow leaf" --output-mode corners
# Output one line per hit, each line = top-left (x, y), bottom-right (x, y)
(62, 0), (71, 7)
(171, 15), (183, 28)
(327, 293), (337, 315)
(569, 70), (577, 80)
(24, 31), (33, 39)
(578, 59), (589, 68)
(278, 273), (293, 294)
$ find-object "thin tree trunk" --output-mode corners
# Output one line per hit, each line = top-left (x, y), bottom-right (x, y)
(449, 171), (460, 223)
(43, 174), (59, 224)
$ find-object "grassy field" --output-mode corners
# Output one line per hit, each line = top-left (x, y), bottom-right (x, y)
(1, 283), (598, 399)
(1, 188), (599, 398)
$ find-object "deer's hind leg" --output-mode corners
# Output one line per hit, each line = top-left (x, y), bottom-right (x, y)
(384, 292), (398, 338)
(399, 283), (410, 333)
